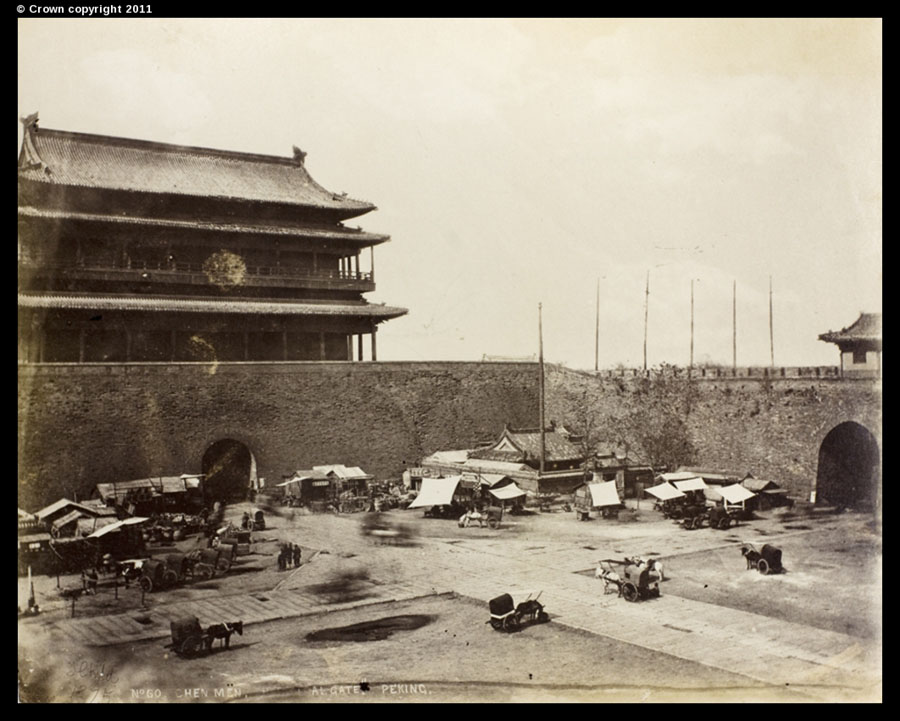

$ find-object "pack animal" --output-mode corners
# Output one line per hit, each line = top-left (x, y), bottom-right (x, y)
(205, 621), (243, 649)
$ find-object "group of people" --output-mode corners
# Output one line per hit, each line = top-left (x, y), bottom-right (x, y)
(624, 556), (664, 581)
(458, 508), (485, 528)
(277, 543), (302, 571)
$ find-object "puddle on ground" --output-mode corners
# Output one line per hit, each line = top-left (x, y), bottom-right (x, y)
(583, 546), (597, 551)
(305, 615), (435, 643)
(783, 525), (812, 530)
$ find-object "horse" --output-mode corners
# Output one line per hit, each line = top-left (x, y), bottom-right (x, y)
(206, 621), (243, 649)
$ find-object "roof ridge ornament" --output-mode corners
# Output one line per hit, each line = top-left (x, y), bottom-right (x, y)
(292, 145), (307, 165)
(19, 111), (49, 173)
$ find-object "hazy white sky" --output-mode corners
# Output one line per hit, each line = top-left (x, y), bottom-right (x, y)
(18, 18), (882, 369)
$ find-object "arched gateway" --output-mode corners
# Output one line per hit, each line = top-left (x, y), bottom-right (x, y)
(202, 439), (257, 502)
(815, 422), (880, 509)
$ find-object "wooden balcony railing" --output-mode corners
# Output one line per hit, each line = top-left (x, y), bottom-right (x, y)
(20, 257), (374, 287)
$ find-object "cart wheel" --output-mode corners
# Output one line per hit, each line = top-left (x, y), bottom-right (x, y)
(537, 611), (550, 623)
(139, 576), (153, 593)
(694, 517), (704, 529)
(196, 565), (212, 580)
(204, 637), (214, 652)
(505, 614), (520, 632)
(180, 636), (202, 657)
(163, 570), (179, 587)
(488, 518), (500, 530)
(490, 619), (502, 631)
(622, 583), (639, 602)
(757, 559), (770, 575)
(217, 557), (231, 572)
(683, 517), (694, 530)
(719, 517), (731, 530)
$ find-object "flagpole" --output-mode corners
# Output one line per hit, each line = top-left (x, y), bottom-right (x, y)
(769, 276), (775, 368)
(538, 303), (546, 477)
(732, 280), (737, 373)
(594, 278), (600, 372)
(690, 279), (694, 377)
(643, 271), (650, 373)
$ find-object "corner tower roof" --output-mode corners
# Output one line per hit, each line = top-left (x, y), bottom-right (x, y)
(818, 313), (882, 346)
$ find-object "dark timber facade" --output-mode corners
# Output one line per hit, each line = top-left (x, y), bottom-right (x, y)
(17, 114), (407, 364)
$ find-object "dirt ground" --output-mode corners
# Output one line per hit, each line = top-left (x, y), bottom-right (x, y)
(19, 593), (784, 704)
(18, 502), (882, 703)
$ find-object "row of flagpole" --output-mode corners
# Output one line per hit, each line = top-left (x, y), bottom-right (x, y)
(588, 274), (776, 373)
(537, 274), (775, 475)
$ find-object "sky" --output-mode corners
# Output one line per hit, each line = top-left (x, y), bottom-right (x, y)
(17, 18), (882, 369)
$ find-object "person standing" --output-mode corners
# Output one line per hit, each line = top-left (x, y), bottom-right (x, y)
(292, 544), (301, 568)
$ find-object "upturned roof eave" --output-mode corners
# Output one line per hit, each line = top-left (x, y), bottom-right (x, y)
(18, 292), (409, 320)
(17, 206), (390, 246)
(17, 123), (377, 218)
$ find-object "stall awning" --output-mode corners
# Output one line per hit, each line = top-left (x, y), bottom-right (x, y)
(717, 484), (757, 505)
(51, 510), (87, 530)
(659, 471), (704, 483)
(460, 472), (508, 488)
(673, 477), (708, 492)
(407, 477), (461, 508)
(87, 516), (149, 538)
(644, 483), (686, 501)
(587, 481), (621, 508)
(489, 482), (526, 501)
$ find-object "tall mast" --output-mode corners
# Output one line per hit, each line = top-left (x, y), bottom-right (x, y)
(732, 280), (737, 372)
(690, 279), (695, 377)
(643, 271), (650, 372)
(539, 303), (546, 476)
(769, 275), (775, 368)
(594, 278), (600, 372)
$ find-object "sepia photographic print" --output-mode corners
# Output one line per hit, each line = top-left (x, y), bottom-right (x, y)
(17, 16), (881, 703)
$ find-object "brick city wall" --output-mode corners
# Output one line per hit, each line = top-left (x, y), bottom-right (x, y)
(545, 365), (882, 498)
(17, 361), (541, 510)
(18, 361), (882, 510)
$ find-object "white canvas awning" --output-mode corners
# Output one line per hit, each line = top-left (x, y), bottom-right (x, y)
(673, 477), (708, 492)
(644, 483), (686, 501)
(278, 470), (329, 486)
(489, 482), (526, 501)
(87, 516), (149, 538)
(718, 484), (757, 505)
(461, 472), (508, 488)
(407, 477), (461, 508)
(587, 481), (621, 508)
(659, 471), (704, 483)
